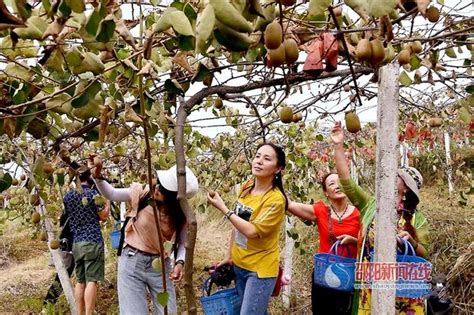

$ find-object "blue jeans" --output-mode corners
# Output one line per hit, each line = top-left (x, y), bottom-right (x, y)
(118, 246), (176, 314)
(234, 265), (277, 315)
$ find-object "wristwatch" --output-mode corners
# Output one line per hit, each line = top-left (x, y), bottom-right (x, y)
(175, 259), (184, 266)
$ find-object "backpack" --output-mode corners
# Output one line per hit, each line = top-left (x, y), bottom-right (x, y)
(59, 212), (73, 252)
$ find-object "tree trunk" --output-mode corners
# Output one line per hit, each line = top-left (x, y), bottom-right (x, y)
(176, 103), (198, 314)
(38, 198), (78, 315)
(282, 216), (295, 309)
(372, 64), (400, 315)
(444, 131), (454, 194)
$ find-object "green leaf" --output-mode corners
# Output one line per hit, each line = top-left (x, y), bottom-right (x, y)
(66, 0), (85, 13)
(178, 35), (194, 51)
(85, 9), (102, 35)
(13, 16), (48, 40)
(399, 71), (412, 87)
(288, 125), (298, 138)
(191, 63), (210, 82)
(409, 54), (421, 70)
(465, 84), (474, 94)
(445, 47), (456, 58)
(57, 174), (65, 186)
(43, 0), (51, 13)
(72, 81), (102, 108)
(0, 172), (12, 192)
(186, 147), (199, 158)
(84, 127), (99, 141)
(168, 10), (194, 36)
(96, 18), (115, 43)
(156, 291), (169, 307)
(4, 62), (33, 81)
(316, 134), (324, 141)
(368, 0), (398, 18)
(164, 79), (185, 96)
(245, 48), (259, 63)
(308, 0), (331, 17)
(183, 3), (197, 20)
(58, 0), (71, 17)
(66, 47), (84, 67)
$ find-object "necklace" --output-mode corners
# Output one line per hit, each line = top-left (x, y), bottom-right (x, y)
(330, 203), (349, 224)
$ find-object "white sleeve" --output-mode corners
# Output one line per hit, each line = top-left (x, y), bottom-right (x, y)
(175, 227), (187, 262)
(93, 178), (132, 202)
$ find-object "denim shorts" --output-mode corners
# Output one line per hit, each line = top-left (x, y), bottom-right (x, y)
(234, 265), (277, 315)
(72, 241), (104, 283)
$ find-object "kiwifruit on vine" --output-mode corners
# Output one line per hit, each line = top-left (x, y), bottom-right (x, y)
(43, 162), (54, 175)
(398, 49), (411, 65)
(268, 44), (286, 67)
(356, 38), (372, 62)
(31, 212), (41, 224)
(292, 112), (303, 123)
(411, 41), (423, 54)
(49, 239), (60, 250)
(345, 111), (361, 133)
(214, 97), (224, 109)
(264, 21), (283, 50)
(370, 39), (385, 65)
(428, 117), (443, 127)
(284, 39), (299, 64)
(279, 106), (294, 123)
(426, 6), (440, 23)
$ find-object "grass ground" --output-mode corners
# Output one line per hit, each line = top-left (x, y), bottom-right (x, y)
(0, 184), (472, 314)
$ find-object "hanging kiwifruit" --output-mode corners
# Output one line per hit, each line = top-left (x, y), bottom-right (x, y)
(31, 212), (41, 224)
(411, 41), (423, 54)
(345, 111), (361, 133)
(49, 239), (60, 250)
(370, 39), (385, 65)
(398, 49), (411, 65)
(428, 117), (442, 127)
(292, 112), (303, 123)
(426, 6), (440, 23)
(355, 38), (372, 62)
(284, 39), (299, 64)
(214, 97), (224, 109)
(268, 44), (286, 67)
(279, 106), (294, 123)
(264, 21), (283, 50)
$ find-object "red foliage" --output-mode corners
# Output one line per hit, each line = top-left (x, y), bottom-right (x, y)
(405, 121), (417, 140)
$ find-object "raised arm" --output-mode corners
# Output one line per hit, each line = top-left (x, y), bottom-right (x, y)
(288, 200), (316, 222)
(331, 121), (351, 181)
(93, 178), (132, 202)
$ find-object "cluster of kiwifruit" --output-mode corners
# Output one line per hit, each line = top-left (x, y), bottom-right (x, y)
(355, 38), (385, 66)
(279, 106), (303, 124)
(398, 40), (423, 65)
(264, 21), (299, 67)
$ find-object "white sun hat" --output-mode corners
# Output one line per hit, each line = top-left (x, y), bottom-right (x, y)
(397, 166), (423, 202)
(156, 165), (199, 198)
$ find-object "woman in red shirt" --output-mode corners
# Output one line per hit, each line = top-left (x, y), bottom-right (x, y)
(288, 172), (360, 315)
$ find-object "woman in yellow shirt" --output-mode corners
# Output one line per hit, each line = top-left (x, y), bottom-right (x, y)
(207, 143), (287, 314)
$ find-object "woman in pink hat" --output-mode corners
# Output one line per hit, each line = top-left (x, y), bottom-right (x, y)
(331, 122), (429, 315)
(90, 159), (198, 315)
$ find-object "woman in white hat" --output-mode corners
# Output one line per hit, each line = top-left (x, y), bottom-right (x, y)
(331, 122), (429, 315)
(89, 159), (198, 315)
